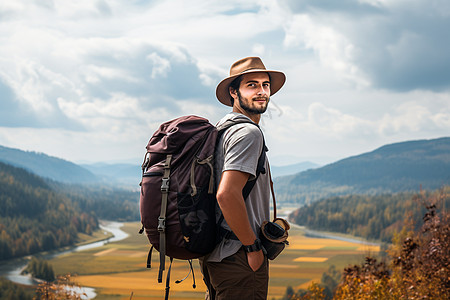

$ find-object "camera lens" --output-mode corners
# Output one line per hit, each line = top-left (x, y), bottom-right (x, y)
(265, 222), (285, 238)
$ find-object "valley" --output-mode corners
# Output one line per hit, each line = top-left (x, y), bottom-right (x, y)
(47, 221), (379, 300)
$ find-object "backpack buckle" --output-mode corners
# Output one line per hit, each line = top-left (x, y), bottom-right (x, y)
(161, 178), (170, 192)
(158, 217), (166, 232)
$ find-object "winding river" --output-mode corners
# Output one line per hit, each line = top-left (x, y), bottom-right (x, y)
(0, 221), (128, 299)
(1, 219), (379, 299)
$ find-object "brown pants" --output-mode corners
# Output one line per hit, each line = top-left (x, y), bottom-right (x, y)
(199, 248), (269, 300)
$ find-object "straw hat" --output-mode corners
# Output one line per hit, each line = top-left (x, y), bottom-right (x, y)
(216, 57), (286, 106)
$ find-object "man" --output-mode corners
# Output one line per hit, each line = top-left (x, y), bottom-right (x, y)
(200, 57), (286, 300)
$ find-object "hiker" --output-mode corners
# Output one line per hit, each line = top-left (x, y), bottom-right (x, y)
(200, 57), (286, 300)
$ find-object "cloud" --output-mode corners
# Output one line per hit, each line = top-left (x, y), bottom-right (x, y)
(0, 29), (217, 129)
(379, 101), (450, 136)
(307, 102), (373, 137)
(0, 0), (449, 165)
(0, 79), (38, 127)
(265, 87), (450, 164)
(281, 0), (450, 91)
(0, 76), (84, 129)
(283, 0), (383, 15)
(0, 0), (289, 133)
(77, 40), (215, 102)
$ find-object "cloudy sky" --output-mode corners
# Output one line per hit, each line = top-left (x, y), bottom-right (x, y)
(1, 0), (449, 166)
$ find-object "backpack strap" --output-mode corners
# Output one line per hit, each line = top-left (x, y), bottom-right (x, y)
(216, 119), (268, 192)
(146, 245), (154, 268)
(158, 154), (172, 283)
(175, 259), (196, 288)
(164, 259), (196, 300)
(218, 161), (278, 241)
(215, 119), (268, 241)
(242, 143), (267, 198)
(164, 257), (174, 300)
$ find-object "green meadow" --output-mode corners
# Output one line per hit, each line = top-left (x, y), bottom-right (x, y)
(50, 222), (379, 300)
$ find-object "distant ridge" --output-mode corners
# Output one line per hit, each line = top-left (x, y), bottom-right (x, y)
(271, 161), (320, 178)
(0, 145), (98, 184)
(274, 137), (450, 204)
(81, 162), (141, 187)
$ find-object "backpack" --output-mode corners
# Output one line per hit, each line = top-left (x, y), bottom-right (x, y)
(139, 115), (266, 298)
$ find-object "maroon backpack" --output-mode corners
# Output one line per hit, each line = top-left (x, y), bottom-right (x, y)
(139, 115), (266, 298)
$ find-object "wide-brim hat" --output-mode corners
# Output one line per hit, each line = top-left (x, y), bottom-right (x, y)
(216, 57), (286, 106)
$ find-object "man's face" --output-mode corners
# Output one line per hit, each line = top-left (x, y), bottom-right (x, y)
(234, 73), (271, 115)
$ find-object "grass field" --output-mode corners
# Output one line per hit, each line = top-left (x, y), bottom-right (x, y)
(50, 222), (380, 300)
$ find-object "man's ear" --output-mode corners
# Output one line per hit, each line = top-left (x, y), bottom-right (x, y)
(229, 86), (237, 101)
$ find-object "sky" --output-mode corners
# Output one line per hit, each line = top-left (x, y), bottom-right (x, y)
(1, 0), (449, 166)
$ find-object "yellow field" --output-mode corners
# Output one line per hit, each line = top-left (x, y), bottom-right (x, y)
(51, 222), (380, 300)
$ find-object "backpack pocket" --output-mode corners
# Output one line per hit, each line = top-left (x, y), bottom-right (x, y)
(177, 186), (216, 254)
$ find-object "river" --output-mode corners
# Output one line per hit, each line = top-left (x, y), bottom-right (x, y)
(280, 210), (380, 246)
(303, 227), (380, 246)
(0, 221), (128, 299)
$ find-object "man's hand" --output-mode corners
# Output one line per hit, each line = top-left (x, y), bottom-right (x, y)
(247, 249), (264, 272)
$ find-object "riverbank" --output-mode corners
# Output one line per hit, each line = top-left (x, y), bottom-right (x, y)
(0, 220), (128, 299)
(301, 226), (381, 246)
(0, 220), (115, 269)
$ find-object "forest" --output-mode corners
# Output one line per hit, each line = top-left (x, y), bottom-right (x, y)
(50, 182), (140, 222)
(0, 161), (138, 260)
(284, 188), (450, 299)
(0, 162), (97, 260)
(289, 188), (450, 243)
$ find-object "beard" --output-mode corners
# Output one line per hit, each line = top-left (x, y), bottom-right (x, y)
(237, 90), (270, 115)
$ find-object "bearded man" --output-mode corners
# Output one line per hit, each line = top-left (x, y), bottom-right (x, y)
(199, 57), (286, 300)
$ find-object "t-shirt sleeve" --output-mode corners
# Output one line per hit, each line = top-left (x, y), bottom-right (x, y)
(221, 124), (263, 179)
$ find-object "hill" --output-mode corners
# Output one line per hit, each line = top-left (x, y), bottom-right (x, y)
(0, 145), (99, 184)
(81, 162), (141, 188)
(271, 161), (320, 178)
(0, 162), (98, 260)
(274, 137), (450, 204)
(81, 160), (321, 188)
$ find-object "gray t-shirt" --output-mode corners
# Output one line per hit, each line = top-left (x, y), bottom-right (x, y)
(207, 112), (271, 262)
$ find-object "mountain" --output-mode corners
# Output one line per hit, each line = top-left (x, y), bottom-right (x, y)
(0, 145), (99, 184)
(81, 162), (141, 188)
(82, 160), (320, 187)
(271, 161), (320, 178)
(274, 137), (450, 204)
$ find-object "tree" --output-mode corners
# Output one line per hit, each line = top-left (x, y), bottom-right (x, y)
(24, 257), (55, 282)
(34, 275), (86, 300)
(334, 188), (450, 299)
(0, 277), (33, 300)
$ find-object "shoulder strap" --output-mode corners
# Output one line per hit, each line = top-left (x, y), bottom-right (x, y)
(216, 118), (268, 241)
(216, 118), (267, 199)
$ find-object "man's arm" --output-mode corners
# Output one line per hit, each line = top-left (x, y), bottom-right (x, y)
(216, 170), (264, 272)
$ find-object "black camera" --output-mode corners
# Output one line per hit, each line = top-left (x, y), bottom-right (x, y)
(260, 219), (289, 260)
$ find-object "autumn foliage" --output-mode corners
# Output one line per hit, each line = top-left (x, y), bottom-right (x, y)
(285, 188), (449, 299)
(335, 189), (449, 299)
(34, 275), (85, 300)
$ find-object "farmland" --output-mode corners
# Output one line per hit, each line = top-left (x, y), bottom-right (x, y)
(50, 222), (380, 300)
